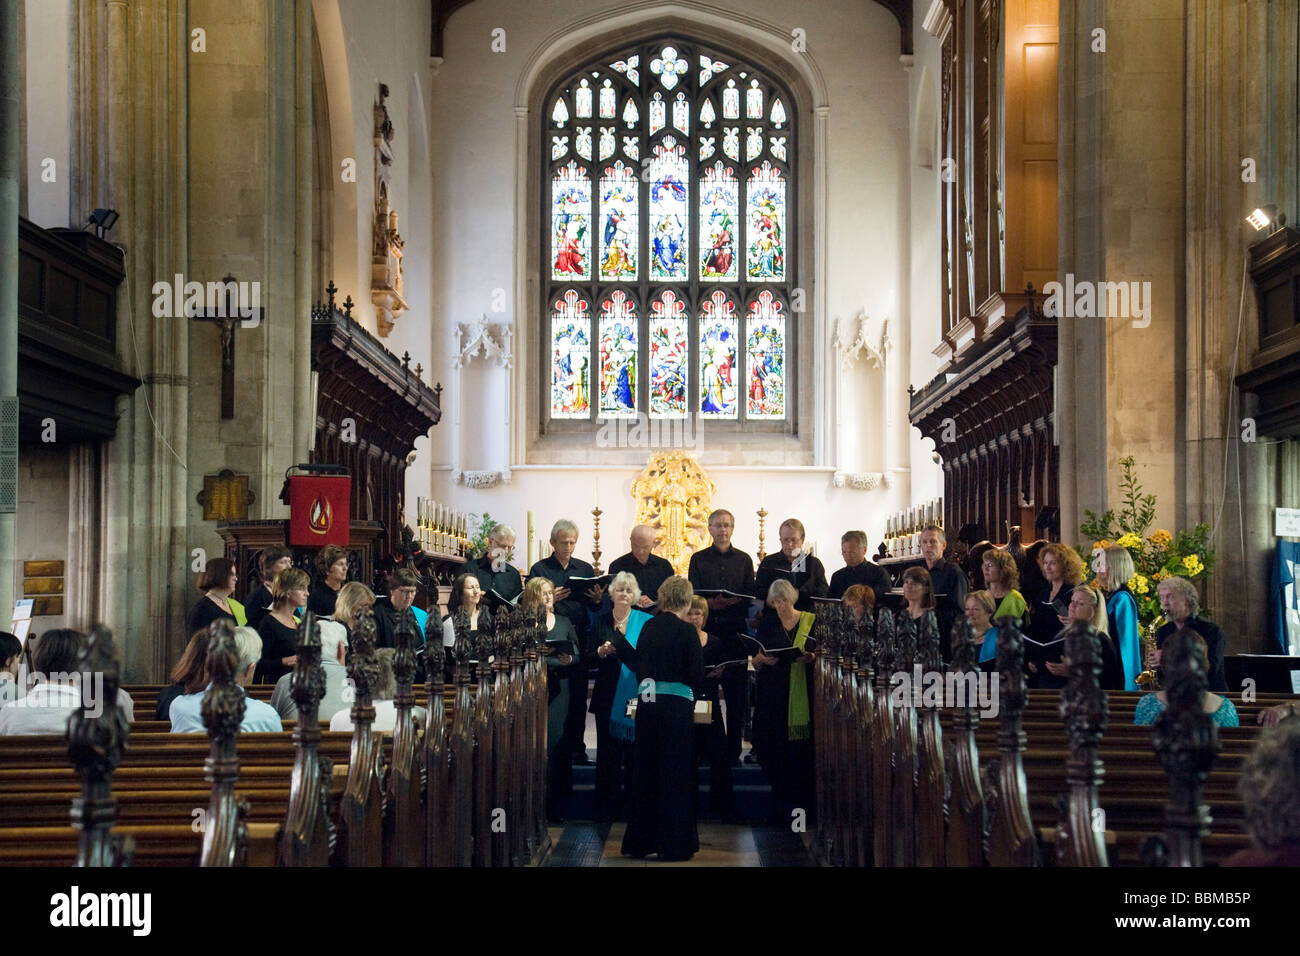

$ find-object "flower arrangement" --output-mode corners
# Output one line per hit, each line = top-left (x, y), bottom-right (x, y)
(467, 512), (515, 561)
(1076, 456), (1215, 627)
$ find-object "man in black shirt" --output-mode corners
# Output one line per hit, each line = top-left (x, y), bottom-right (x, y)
(687, 509), (757, 764)
(609, 524), (675, 608)
(829, 530), (893, 600)
(919, 524), (968, 661)
(529, 519), (601, 764)
(466, 524), (524, 606)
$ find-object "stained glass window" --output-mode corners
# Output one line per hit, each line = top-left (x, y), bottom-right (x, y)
(545, 39), (795, 424)
(599, 290), (638, 417)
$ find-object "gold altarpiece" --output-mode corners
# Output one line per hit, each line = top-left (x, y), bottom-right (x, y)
(631, 453), (716, 574)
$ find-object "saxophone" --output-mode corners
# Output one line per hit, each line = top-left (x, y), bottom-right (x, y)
(1135, 618), (1161, 690)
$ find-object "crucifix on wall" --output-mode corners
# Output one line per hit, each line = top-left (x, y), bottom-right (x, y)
(189, 274), (266, 419)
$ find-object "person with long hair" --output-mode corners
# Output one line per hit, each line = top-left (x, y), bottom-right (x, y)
(1044, 586), (1125, 690)
(900, 566), (936, 622)
(609, 575), (705, 860)
(1027, 543), (1085, 689)
(185, 557), (245, 636)
(245, 546), (292, 629)
(255, 567), (309, 684)
(966, 590), (1000, 672)
(1096, 544), (1143, 690)
(155, 630), (210, 720)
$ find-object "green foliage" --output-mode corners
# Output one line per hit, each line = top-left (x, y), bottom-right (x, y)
(1079, 456), (1156, 541)
(467, 513), (515, 561)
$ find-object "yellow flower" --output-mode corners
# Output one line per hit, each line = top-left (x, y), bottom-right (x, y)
(1127, 574), (1150, 595)
(1150, 529), (1173, 547)
(1181, 554), (1204, 576)
(1152, 570), (1169, 582)
(1117, 532), (1142, 550)
(1093, 539), (1112, 552)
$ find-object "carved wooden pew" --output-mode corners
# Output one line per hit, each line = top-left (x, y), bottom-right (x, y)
(946, 616), (986, 866)
(278, 612), (334, 866)
(338, 609), (384, 866)
(384, 609), (423, 866)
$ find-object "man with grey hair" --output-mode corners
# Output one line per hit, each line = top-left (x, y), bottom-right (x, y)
(467, 523), (523, 604)
(530, 518), (599, 763)
(609, 524), (674, 608)
(1152, 575), (1227, 691)
(270, 619), (351, 723)
(829, 530), (893, 601)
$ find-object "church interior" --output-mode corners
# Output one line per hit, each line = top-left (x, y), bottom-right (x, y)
(2, 0), (1300, 883)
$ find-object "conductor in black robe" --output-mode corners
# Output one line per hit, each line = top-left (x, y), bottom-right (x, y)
(755, 518), (829, 612)
(829, 530), (893, 600)
(608, 524), (675, 610)
(687, 509), (757, 765)
(610, 575), (704, 861)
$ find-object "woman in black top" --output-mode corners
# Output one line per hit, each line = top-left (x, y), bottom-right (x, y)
(307, 544), (349, 618)
(245, 546), (292, 630)
(754, 518), (828, 612)
(255, 567), (309, 684)
(186, 558), (241, 636)
(689, 595), (739, 821)
(589, 571), (648, 821)
(1027, 543), (1084, 689)
(609, 575), (704, 861)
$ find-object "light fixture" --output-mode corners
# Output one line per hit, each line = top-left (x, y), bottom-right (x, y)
(1246, 204), (1278, 232)
(87, 208), (119, 237)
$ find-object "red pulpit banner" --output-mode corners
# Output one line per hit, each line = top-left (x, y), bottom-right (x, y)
(288, 475), (351, 547)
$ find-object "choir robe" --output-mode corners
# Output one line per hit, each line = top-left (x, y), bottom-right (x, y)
(611, 612), (704, 860)
(529, 554), (598, 757)
(590, 611), (637, 820)
(755, 552), (829, 612)
(696, 629), (740, 817)
(1106, 587), (1144, 691)
(465, 555), (523, 604)
(255, 615), (298, 685)
(751, 608), (815, 819)
(307, 582), (341, 618)
(828, 560), (894, 601)
(687, 543), (756, 764)
(243, 583), (274, 629)
(1028, 582), (1072, 689)
(608, 551), (675, 606)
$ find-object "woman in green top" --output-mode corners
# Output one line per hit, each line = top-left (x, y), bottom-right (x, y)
(981, 548), (1029, 628)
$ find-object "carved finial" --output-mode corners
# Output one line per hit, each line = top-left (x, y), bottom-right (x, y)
(452, 608), (472, 676)
(1062, 621), (1107, 744)
(326, 280), (338, 313)
(393, 608), (417, 701)
(343, 295), (354, 318)
(289, 611), (326, 719)
(415, 363), (423, 378)
(875, 608), (896, 676)
(348, 608), (381, 719)
(893, 610), (917, 674)
(403, 351), (411, 368)
(995, 616), (1027, 718)
(917, 610), (942, 672)
(949, 615), (977, 673)
(202, 620), (247, 741)
(434, 381), (443, 403)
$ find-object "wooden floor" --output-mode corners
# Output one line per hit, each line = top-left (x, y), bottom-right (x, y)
(544, 821), (815, 867)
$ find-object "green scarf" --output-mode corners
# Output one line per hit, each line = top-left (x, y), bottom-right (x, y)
(787, 611), (815, 741)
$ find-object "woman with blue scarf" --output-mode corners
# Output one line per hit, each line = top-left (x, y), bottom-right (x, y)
(590, 571), (651, 822)
(608, 575), (704, 861)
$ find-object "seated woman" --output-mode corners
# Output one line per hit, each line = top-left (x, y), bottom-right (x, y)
(255, 567), (310, 684)
(1133, 629), (1238, 727)
(518, 576), (577, 822)
(1038, 586), (1125, 690)
(841, 584), (875, 623)
(590, 571), (651, 822)
(307, 544), (349, 618)
(329, 647), (427, 733)
(332, 581), (375, 636)
(967, 590), (1000, 672)
(185, 557), (246, 636)
(609, 575), (704, 861)
(1225, 720), (1300, 866)
(689, 594), (738, 821)
(0, 629), (134, 734)
(155, 630), (210, 720)
(751, 578), (816, 823)
(170, 626), (281, 733)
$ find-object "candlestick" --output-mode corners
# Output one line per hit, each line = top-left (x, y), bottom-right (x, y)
(757, 507), (769, 562)
(591, 506), (603, 575)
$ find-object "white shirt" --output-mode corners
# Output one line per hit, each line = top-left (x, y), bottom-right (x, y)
(330, 700), (426, 734)
(0, 683), (135, 735)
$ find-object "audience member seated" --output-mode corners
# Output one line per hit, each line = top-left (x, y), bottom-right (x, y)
(0, 629), (135, 735)
(155, 630), (210, 720)
(1133, 629), (1238, 727)
(329, 647), (426, 733)
(245, 545), (293, 630)
(185, 557), (246, 635)
(170, 626), (282, 733)
(1225, 719), (1300, 866)
(270, 619), (351, 723)
(0, 631), (21, 707)
(307, 544), (349, 618)
(331, 581), (376, 638)
(1150, 575), (1228, 692)
(255, 567), (310, 685)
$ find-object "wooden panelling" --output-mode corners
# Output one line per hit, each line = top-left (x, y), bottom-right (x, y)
(1022, 44), (1058, 144)
(23, 561), (64, 578)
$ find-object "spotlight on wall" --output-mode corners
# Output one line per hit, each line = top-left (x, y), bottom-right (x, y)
(87, 208), (119, 238)
(1246, 204), (1278, 232)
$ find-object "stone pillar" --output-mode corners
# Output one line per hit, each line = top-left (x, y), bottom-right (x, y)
(1, 0), (18, 619)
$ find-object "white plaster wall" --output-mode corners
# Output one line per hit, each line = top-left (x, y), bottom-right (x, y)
(23, 0), (72, 229)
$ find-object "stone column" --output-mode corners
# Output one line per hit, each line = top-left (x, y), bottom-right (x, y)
(1, 0), (18, 618)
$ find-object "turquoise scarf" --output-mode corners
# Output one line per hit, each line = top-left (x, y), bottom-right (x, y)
(608, 609), (653, 742)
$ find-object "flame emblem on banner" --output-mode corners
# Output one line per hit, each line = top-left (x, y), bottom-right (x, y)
(308, 494), (333, 534)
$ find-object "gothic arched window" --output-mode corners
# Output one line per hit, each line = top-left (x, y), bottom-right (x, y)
(544, 40), (796, 427)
